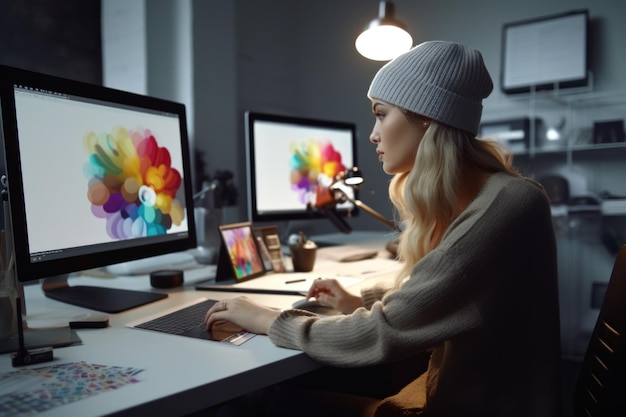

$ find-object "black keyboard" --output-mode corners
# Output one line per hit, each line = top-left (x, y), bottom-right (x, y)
(134, 299), (217, 335)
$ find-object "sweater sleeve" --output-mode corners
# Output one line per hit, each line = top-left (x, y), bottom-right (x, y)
(361, 282), (393, 309)
(268, 241), (484, 367)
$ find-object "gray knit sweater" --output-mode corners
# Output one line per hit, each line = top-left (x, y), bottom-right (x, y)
(269, 172), (562, 416)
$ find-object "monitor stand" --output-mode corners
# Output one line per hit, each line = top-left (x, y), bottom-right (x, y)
(42, 275), (167, 314)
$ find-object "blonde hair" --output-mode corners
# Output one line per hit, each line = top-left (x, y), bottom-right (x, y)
(389, 118), (520, 287)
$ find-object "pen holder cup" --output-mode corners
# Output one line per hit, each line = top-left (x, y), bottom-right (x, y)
(0, 285), (17, 340)
(290, 246), (317, 272)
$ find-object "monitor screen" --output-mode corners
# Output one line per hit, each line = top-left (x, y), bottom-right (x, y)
(245, 112), (358, 226)
(0, 65), (196, 312)
(501, 9), (589, 94)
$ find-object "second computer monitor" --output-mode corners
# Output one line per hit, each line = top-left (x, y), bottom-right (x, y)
(245, 111), (358, 224)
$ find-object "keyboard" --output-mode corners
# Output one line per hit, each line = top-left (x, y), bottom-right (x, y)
(127, 298), (255, 345)
(134, 298), (216, 335)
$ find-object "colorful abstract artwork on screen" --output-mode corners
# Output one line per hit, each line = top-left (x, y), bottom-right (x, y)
(83, 127), (185, 239)
(289, 139), (346, 206)
(222, 227), (265, 279)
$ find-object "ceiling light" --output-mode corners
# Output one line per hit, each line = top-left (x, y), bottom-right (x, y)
(355, 1), (413, 61)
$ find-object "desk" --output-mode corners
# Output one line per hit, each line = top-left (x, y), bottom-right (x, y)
(0, 232), (398, 416)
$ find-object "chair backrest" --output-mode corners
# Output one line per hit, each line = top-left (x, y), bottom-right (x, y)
(573, 244), (626, 416)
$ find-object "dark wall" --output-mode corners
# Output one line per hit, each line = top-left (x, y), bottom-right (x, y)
(0, 0), (102, 229)
(0, 0), (102, 84)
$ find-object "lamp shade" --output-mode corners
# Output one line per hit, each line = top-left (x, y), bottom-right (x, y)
(355, 1), (413, 61)
(344, 166), (364, 186)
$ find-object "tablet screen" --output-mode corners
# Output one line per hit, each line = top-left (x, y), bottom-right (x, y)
(218, 222), (266, 282)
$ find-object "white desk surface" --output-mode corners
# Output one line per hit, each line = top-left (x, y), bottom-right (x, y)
(0, 231), (399, 417)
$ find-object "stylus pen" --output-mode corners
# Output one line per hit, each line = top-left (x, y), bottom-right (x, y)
(285, 278), (306, 284)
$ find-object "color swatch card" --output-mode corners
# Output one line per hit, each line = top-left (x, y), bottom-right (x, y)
(0, 361), (143, 416)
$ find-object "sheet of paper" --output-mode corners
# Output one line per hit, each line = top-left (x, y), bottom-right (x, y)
(234, 257), (401, 293)
(233, 272), (363, 294)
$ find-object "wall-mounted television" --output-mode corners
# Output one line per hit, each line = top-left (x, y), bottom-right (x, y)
(501, 9), (589, 94)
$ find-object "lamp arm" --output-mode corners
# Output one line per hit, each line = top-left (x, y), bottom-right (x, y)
(332, 187), (397, 230)
(193, 179), (219, 201)
(352, 199), (397, 230)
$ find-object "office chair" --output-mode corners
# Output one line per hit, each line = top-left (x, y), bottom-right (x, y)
(573, 244), (626, 417)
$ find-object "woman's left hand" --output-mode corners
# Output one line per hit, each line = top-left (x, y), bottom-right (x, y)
(203, 296), (281, 335)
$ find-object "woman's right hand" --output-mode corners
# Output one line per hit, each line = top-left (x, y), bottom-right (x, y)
(306, 278), (363, 314)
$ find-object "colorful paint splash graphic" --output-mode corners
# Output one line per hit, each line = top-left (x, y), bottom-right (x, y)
(83, 127), (185, 239)
(289, 139), (345, 204)
(222, 227), (264, 279)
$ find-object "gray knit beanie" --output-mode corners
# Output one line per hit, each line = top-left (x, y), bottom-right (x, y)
(367, 40), (493, 135)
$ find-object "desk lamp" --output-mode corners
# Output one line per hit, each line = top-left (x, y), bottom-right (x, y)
(313, 167), (398, 234)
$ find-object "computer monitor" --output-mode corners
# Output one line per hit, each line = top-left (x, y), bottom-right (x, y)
(244, 111), (358, 233)
(0, 65), (197, 313)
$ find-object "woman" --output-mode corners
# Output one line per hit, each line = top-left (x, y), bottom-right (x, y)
(205, 41), (562, 416)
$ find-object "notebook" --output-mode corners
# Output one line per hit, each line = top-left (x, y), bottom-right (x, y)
(126, 297), (256, 346)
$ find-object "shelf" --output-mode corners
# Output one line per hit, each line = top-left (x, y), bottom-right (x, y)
(514, 146), (568, 156)
(483, 89), (626, 161)
(601, 200), (626, 216)
(514, 142), (626, 156)
(550, 200), (626, 217)
(571, 142), (626, 152)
